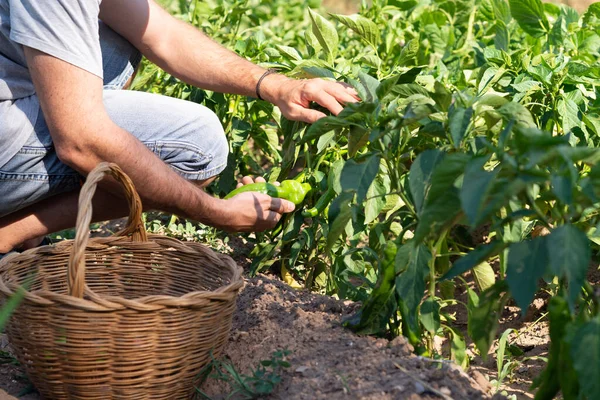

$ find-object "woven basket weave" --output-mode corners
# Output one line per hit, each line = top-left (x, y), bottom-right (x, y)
(0, 162), (243, 399)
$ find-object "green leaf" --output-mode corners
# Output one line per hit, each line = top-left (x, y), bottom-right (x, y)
(329, 13), (379, 47)
(432, 81), (452, 111)
(467, 282), (506, 357)
(365, 177), (386, 224)
(300, 65), (336, 79)
(420, 298), (441, 334)
(348, 126), (370, 157)
(449, 327), (468, 369)
(570, 319), (600, 400)
(300, 116), (347, 144)
(494, 20), (510, 51)
(448, 105), (473, 148)
(409, 149), (445, 214)
(584, 2), (600, 23)
(413, 153), (470, 242)
(304, 28), (322, 55)
(357, 71), (381, 102)
(398, 39), (419, 66)
(341, 155), (381, 203)
(250, 242), (278, 275)
(422, 23), (446, 53)
(389, 0), (417, 10)
(375, 75), (401, 101)
(557, 96), (581, 135)
(442, 241), (507, 280)
(326, 192), (354, 252)
(478, 67), (506, 95)
(308, 9), (339, 62)
(460, 157), (498, 226)
(472, 261), (496, 291)
(509, 0), (550, 37)
(277, 45), (302, 61)
(396, 241), (432, 334)
(496, 328), (517, 382)
(282, 211), (305, 243)
(506, 237), (548, 313)
(492, 0), (512, 23)
(511, 80), (541, 93)
(0, 282), (27, 332)
(317, 130), (336, 153)
(546, 225), (591, 310)
(497, 102), (536, 129)
(344, 241), (397, 335)
(550, 174), (573, 205)
(330, 158), (345, 195)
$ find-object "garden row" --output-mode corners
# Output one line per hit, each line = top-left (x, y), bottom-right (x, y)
(137, 0), (600, 398)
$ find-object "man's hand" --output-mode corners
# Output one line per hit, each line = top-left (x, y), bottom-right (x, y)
(208, 176), (294, 232)
(259, 75), (360, 124)
(213, 193), (295, 232)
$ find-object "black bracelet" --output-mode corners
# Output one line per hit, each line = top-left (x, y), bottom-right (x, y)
(256, 68), (278, 101)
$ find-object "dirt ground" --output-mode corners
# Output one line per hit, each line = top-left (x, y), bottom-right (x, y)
(0, 218), (549, 400)
(0, 273), (495, 400)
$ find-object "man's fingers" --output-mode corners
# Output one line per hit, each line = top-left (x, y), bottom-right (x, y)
(311, 91), (344, 116)
(237, 176), (268, 188)
(241, 176), (254, 185)
(326, 84), (361, 104)
(268, 197), (296, 214)
(341, 83), (361, 100)
(291, 107), (327, 124)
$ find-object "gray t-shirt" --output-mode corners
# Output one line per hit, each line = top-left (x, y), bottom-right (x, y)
(0, 0), (103, 167)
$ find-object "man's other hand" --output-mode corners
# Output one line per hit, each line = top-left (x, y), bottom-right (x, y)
(261, 76), (361, 123)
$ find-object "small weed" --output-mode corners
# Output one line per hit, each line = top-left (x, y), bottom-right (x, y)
(143, 212), (229, 251)
(0, 350), (18, 365)
(49, 228), (75, 241)
(195, 350), (291, 400)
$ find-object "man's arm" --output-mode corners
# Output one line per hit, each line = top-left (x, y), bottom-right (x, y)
(98, 0), (358, 123)
(24, 48), (294, 232)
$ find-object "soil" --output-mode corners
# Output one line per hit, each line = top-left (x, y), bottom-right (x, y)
(201, 276), (494, 400)
(0, 273), (495, 400)
(0, 217), (545, 399)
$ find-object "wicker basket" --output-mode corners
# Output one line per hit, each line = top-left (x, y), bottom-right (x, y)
(0, 162), (243, 399)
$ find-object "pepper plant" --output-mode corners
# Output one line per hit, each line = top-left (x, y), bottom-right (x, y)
(138, 0), (600, 397)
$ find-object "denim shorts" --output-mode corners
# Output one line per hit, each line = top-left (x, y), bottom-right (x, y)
(0, 22), (228, 218)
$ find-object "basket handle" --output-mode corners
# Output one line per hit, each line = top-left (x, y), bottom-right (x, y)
(68, 162), (148, 298)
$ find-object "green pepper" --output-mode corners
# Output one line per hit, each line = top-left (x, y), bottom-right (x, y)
(224, 180), (312, 206)
(302, 187), (336, 217)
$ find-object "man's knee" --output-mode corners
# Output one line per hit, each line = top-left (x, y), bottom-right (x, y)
(160, 109), (229, 182)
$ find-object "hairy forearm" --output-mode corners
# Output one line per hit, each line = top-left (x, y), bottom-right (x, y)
(61, 119), (223, 223)
(147, 18), (282, 97)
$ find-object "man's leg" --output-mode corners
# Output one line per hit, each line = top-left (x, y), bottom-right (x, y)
(0, 177), (217, 253)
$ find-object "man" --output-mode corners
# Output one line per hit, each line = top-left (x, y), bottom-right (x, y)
(0, 0), (357, 254)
